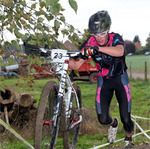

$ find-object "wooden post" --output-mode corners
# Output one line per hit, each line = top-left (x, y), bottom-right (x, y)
(130, 62), (132, 79)
(4, 106), (9, 125)
(145, 61), (147, 81)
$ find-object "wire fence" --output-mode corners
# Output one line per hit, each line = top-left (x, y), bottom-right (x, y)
(128, 61), (150, 80)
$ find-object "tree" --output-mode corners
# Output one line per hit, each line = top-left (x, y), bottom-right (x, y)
(0, 0), (82, 89)
(133, 35), (142, 51)
(124, 40), (136, 54)
(146, 33), (150, 51)
(0, 0), (80, 51)
(133, 35), (141, 44)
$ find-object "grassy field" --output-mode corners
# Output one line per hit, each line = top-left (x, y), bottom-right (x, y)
(0, 55), (150, 148)
(1, 77), (150, 148)
(126, 55), (150, 69)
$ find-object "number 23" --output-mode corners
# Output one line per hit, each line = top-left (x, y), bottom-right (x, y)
(54, 53), (63, 59)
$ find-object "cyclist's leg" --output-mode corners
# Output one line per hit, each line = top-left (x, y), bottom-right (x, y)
(115, 72), (134, 134)
(96, 76), (120, 143)
(96, 76), (113, 125)
(115, 72), (134, 146)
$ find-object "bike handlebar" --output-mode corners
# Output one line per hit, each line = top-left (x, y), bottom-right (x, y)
(24, 43), (81, 59)
(24, 42), (39, 50)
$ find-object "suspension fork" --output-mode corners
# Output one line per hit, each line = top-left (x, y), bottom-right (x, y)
(52, 96), (63, 127)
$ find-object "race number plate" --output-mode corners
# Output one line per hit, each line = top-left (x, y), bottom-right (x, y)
(51, 49), (68, 63)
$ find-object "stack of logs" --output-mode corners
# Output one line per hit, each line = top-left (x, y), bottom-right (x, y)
(0, 87), (36, 127)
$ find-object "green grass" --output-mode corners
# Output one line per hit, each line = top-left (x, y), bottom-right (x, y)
(126, 55), (150, 69)
(1, 77), (150, 148)
(0, 139), (34, 149)
(3, 129), (150, 149)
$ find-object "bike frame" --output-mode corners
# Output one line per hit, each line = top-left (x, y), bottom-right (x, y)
(49, 49), (82, 128)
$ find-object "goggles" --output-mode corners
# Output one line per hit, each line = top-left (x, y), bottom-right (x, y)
(93, 30), (108, 38)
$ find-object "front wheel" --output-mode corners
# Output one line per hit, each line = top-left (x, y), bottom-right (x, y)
(34, 81), (61, 149)
(63, 85), (82, 149)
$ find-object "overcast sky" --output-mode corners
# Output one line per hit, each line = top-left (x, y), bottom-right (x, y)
(60, 0), (150, 46)
(2, 0), (150, 46)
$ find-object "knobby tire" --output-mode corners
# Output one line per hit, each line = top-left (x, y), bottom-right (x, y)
(34, 81), (60, 149)
(63, 85), (82, 149)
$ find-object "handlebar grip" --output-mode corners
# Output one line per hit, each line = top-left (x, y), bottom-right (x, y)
(93, 46), (99, 54)
(24, 42), (41, 56)
(24, 42), (39, 50)
(73, 54), (81, 60)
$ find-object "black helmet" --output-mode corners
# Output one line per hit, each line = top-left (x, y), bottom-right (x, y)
(88, 10), (111, 34)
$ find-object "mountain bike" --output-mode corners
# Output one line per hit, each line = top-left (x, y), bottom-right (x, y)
(29, 47), (82, 149)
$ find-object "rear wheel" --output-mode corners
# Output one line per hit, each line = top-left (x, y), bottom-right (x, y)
(34, 81), (61, 149)
(63, 85), (82, 149)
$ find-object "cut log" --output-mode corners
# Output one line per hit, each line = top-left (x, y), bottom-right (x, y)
(0, 87), (16, 112)
(17, 93), (36, 108)
(0, 87), (16, 105)
(8, 93), (36, 121)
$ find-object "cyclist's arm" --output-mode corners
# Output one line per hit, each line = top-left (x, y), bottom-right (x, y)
(69, 58), (85, 70)
(99, 45), (124, 57)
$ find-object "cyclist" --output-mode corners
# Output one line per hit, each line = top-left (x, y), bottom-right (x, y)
(69, 10), (134, 148)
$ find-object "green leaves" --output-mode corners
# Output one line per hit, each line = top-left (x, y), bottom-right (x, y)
(69, 0), (78, 13)
(0, 76), (5, 93)
(54, 20), (62, 29)
(61, 29), (69, 37)
(90, 60), (96, 67)
(14, 29), (22, 38)
(49, 3), (61, 16)
(0, 0), (88, 89)
(45, 0), (61, 16)
(31, 3), (36, 9)
(11, 40), (20, 50)
(0, 0), (81, 53)
(46, 0), (59, 6)
(40, 1), (46, 8)
(37, 17), (44, 22)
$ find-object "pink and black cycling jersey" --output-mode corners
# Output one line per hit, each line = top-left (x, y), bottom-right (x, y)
(80, 32), (127, 79)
